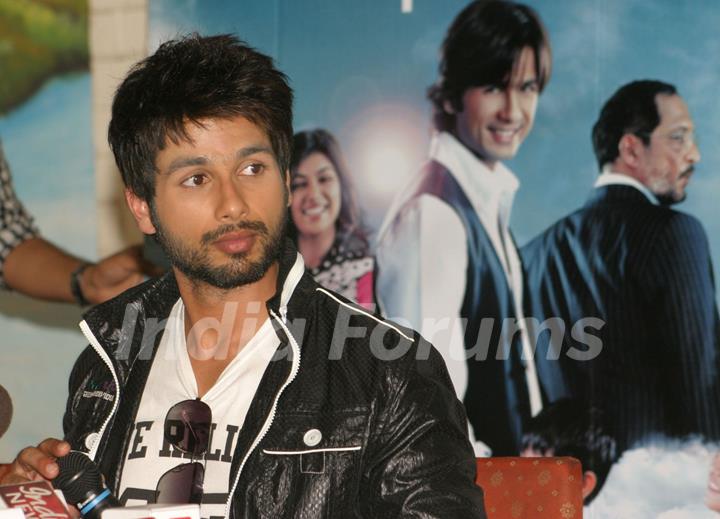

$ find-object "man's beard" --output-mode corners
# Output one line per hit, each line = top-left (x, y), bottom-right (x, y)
(150, 204), (287, 290)
(654, 167), (693, 206)
(655, 192), (685, 206)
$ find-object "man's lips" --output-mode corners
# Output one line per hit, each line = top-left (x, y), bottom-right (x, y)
(213, 231), (256, 254)
(488, 126), (522, 144)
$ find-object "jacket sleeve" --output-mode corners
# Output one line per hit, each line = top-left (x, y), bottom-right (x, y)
(641, 213), (720, 440)
(360, 335), (487, 518)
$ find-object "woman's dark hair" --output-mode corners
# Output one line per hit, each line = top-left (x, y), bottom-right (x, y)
(592, 80), (677, 170)
(428, 0), (551, 132)
(108, 33), (293, 202)
(288, 129), (367, 248)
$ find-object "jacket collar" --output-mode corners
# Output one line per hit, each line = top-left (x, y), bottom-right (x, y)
(594, 170), (659, 205)
(80, 237), (307, 378)
(267, 238), (307, 317)
(586, 184), (659, 208)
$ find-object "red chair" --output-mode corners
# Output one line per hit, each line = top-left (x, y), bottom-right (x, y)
(475, 457), (584, 518)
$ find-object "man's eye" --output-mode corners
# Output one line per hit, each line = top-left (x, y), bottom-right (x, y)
(483, 85), (502, 93)
(181, 174), (207, 187)
(669, 132), (686, 143)
(290, 181), (306, 191)
(241, 163), (264, 176)
(522, 82), (539, 93)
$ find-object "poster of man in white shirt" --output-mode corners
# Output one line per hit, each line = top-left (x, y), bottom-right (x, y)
(376, 0), (566, 456)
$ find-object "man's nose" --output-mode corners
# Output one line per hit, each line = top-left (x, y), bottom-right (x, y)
(499, 89), (521, 121)
(215, 178), (249, 221)
(687, 140), (701, 164)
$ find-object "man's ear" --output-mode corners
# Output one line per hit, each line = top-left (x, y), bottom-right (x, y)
(125, 188), (157, 235)
(617, 133), (644, 169)
(443, 100), (456, 115)
(581, 470), (597, 501)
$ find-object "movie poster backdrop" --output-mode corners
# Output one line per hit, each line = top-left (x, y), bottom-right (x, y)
(0, 0), (717, 514)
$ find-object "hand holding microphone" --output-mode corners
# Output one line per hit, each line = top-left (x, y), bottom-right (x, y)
(0, 437), (74, 518)
(2, 440), (197, 519)
(0, 439), (121, 519)
(0, 439), (70, 486)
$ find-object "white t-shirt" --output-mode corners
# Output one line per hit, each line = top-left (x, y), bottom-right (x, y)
(118, 298), (279, 519)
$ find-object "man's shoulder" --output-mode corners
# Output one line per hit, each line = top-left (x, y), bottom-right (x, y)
(78, 273), (179, 366)
(385, 159), (463, 214)
(522, 205), (586, 253)
(523, 194), (703, 248)
(297, 281), (439, 369)
(655, 207), (705, 233)
(646, 208), (709, 256)
(287, 281), (453, 399)
(604, 204), (708, 249)
(522, 202), (711, 276)
(84, 272), (178, 325)
(305, 281), (417, 344)
(376, 172), (466, 255)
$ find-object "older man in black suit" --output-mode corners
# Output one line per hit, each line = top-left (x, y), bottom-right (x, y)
(522, 80), (720, 453)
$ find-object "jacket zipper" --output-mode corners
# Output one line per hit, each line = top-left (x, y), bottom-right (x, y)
(222, 308), (301, 518)
(79, 320), (121, 461)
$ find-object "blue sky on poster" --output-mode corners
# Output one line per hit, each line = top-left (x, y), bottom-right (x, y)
(149, 0), (720, 262)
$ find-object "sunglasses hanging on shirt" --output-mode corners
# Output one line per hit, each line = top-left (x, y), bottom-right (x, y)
(155, 398), (212, 505)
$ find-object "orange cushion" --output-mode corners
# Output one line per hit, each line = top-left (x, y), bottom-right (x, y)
(475, 457), (584, 518)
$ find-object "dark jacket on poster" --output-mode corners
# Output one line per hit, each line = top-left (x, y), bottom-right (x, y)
(522, 184), (720, 452)
(63, 240), (486, 519)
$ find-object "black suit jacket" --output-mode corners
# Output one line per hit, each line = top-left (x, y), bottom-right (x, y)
(522, 185), (720, 451)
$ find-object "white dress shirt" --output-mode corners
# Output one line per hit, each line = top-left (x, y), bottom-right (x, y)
(594, 169), (659, 205)
(376, 132), (542, 454)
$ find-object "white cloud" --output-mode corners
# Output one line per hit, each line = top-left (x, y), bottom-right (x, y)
(588, 440), (718, 518)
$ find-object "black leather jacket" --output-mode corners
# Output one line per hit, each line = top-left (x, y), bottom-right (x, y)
(64, 241), (486, 518)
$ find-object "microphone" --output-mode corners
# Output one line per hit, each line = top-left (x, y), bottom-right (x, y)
(52, 452), (120, 519)
(0, 384), (12, 439)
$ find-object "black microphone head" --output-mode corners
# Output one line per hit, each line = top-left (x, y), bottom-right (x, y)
(0, 384), (12, 439)
(53, 452), (104, 503)
(53, 451), (120, 519)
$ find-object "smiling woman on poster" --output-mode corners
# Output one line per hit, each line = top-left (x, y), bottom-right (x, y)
(288, 129), (374, 307)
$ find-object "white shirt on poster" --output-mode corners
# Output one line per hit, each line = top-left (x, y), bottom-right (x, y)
(594, 168), (659, 205)
(376, 131), (542, 454)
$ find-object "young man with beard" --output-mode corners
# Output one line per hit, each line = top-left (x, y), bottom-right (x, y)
(0, 35), (486, 518)
(522, 80), (720, 454)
